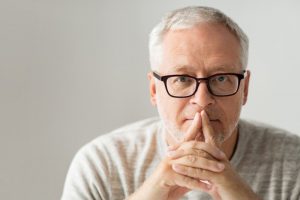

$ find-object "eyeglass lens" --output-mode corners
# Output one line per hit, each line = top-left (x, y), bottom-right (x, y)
(166, 74), (240, 97)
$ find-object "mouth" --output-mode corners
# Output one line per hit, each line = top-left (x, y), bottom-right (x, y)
(184, 118), (220, 123)
(209, 119), (220, 123)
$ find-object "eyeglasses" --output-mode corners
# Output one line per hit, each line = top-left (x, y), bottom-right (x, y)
(153, 71), (246, 98)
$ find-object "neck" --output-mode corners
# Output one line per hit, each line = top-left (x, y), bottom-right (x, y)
(221, 127), (239, 160)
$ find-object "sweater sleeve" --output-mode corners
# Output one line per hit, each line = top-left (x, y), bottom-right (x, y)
(61, 142), (110, 200)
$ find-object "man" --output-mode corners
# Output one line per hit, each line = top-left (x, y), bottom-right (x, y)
(61, 6), (300, 200)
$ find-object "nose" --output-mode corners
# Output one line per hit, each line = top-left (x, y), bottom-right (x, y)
(189, 81), (215, 107)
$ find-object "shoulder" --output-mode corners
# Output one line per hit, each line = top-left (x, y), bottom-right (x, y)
(237, 120), (300, 197)
(239, 119), (300, 159)
(90, 117), (162, 151)
(62, 117), (162, 199)
(239, 119), (300, 143)
(76, 117), (162, 165)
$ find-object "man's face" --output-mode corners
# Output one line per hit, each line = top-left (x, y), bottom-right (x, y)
(149, 23), (250, 144)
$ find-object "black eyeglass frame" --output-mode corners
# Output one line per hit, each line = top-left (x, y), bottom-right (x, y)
(152, 71), (246, 98)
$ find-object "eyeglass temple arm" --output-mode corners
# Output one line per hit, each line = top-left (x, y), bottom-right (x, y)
(152, 72), (163, 80)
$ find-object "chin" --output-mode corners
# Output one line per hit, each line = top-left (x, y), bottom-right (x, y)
(210, 120), (223, 131)
(180, 119), (194, 132)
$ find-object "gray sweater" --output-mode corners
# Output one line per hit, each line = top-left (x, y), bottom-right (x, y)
(61, 118), (300, 200)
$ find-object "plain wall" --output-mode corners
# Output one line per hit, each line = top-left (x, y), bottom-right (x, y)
(1, 0), (299, 199)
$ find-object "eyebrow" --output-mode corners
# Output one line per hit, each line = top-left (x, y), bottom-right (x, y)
(170, 64), (238, 74)
(171, 65), (196, 73)
(209, 65), (237, 72)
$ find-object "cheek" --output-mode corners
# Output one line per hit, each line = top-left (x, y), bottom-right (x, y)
(155, 88), (187, 129)
(218, 94), (244, 135)
(224, 97), (243, 117)
(156, 96), (180, 120)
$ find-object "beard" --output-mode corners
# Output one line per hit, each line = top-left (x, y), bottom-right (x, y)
(159, 106), (228, 145)
(155, 91), (242, 145)
(162, 117), (185, 143)
(162, 117), (227, 146)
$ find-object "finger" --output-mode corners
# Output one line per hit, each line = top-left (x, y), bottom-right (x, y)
(195, 131), (204, 142)
(184, 112), (202, 142)
(167, 141), (226, 160)
(168, 148), (214, 161)
(172, 164), (216, 182)
(168, 112), (202, 151)
(171, 155), (225, 173)
(201, 110), (221, 148)
(171, 172), (212, 191)
(167, 142), (181, 151)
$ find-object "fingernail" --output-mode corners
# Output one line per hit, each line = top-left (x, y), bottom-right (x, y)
(201, 110), (205, 116)
(218, 150), (226, 159)
(220, 151), (227, 159)
(217, 163), (225, 170)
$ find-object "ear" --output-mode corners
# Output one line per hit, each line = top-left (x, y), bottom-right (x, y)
(147, 72), (157, 106)
(242, 70), (251, 105)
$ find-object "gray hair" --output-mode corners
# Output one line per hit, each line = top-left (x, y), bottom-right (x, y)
(149, 6), (249, 70)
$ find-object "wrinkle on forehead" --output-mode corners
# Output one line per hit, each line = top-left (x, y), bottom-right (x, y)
(166, 64), (239, 75)
(158, 23), (242, 75)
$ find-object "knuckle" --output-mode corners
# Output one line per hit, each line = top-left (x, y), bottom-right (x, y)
(192, 149), (199, 156)
(186, 155), (197, 163)
(193, 149), (211, 159)
(187, 166), (205, 179)
(186, 166), (198, 177)
(182, 173), (191, 182)
(199, 150), (208, 158)
(186, 166), (194, 176)
(179, 148), (185, 155)
(196, 168), (205, 177)
(187, 140), (197, 148)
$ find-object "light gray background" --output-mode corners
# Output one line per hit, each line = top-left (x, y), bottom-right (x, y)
(1, 0), (299, 199)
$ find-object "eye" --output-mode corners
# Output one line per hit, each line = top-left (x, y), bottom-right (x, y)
(170, 76), (194, 86)
(173, 76), (194, 85)
(216, 75), (228, 82)
(176, 76), (190, 82)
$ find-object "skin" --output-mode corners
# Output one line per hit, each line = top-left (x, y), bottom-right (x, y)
(128, 23), (259, 200)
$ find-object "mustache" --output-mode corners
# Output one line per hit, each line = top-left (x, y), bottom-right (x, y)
(184, 107), (221, 120)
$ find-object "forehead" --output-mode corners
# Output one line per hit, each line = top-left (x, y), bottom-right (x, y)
(158, 23), (242, 74)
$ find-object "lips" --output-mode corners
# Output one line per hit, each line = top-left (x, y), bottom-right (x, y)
(184, 117), (220, 122)
(210, 119), (220, 122)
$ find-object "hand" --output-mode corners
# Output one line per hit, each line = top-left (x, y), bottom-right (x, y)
(127, 112), (225, 200)
(168, 111), (260, 200)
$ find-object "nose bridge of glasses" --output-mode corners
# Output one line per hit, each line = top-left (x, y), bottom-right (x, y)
(195, 77), (210, 85)
(194, 77), (212, 94)
(191, 77), (215, 106)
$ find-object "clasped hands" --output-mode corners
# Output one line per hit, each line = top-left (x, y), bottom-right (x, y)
(128, 111), (259, 200)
